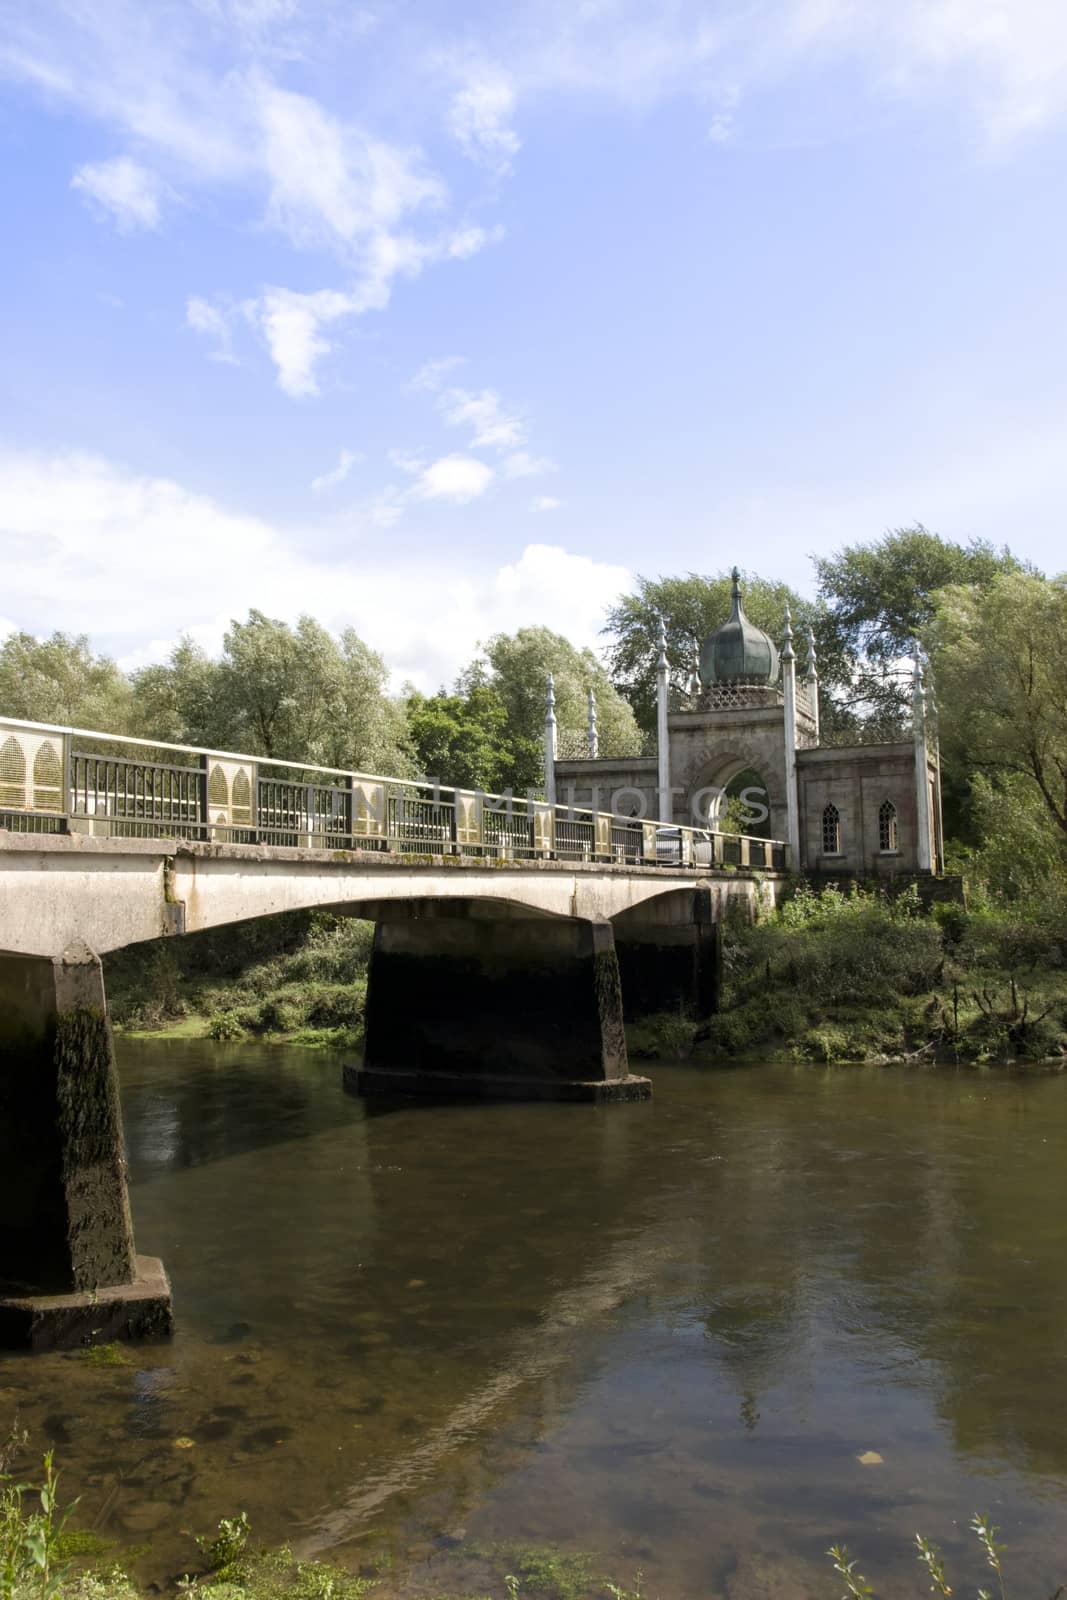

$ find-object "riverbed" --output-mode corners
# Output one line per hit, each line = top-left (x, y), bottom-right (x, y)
(3, 1043), (1066, 1598)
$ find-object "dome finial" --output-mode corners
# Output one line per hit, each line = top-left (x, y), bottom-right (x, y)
(697, 564), (779, 688)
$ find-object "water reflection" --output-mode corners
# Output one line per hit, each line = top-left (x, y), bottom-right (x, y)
(1, 1046), (1065, 1599)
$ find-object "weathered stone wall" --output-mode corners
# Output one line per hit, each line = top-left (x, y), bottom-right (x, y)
(552, 756), (659, 818)
(797, 743), (928, 876)
(668, 706), (791, 836)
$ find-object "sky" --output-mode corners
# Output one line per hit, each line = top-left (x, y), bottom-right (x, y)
(1, 0), (1066, 693)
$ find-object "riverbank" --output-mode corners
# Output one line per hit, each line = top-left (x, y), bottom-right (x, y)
(105, 884), (1067, 1067)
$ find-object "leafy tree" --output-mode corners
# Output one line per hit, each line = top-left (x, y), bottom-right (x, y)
(926, 571), (1067, 841)
(469, 626), (643, 763)
(0, 631), (135, 730)
(406, 683), (538, 792)
(815, 526), (1023, 726)
(603, 571), (833, 733)
(132, 612), (413, 775)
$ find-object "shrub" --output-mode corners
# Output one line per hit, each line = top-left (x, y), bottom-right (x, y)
(208, 1011), (244, 1042)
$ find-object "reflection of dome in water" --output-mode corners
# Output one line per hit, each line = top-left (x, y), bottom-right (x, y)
(699, 568), (780, 687)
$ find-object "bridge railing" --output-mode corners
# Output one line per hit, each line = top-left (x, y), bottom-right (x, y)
(0, 716), (789, 872)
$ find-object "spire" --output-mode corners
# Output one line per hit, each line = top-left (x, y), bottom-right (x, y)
(655, 616), (671, 822)
(543, 672), (557, 809)
(805, 627), (818, 681)
(686, 641), (701, 700)
(656, 614), (669, 674)
(912, 653), (925, 717)
(781, 604), (795, 662)
(587, 686), (598, 758)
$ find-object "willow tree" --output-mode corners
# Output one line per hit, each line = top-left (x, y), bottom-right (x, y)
(926, 571), (1067, 841)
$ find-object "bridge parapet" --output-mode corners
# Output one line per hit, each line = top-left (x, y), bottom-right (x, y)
(0, 716), (789, 871)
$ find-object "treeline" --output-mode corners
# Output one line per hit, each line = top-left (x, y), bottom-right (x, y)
(3, 525), (1066, 908)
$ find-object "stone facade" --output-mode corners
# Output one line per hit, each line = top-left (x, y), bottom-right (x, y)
(551, 576), (942, 879)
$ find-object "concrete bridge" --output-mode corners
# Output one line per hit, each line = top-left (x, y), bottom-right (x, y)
(0, 715), (786, 1349)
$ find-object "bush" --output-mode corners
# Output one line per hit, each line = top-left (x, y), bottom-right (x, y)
(208, 1011), (244, 1042)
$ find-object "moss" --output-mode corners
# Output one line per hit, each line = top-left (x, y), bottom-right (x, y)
(73, 1342), (128, 1368)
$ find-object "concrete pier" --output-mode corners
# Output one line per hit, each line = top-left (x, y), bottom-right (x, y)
(349, 901), (651, 1102)
(0, 944), (172, 1349)
(612, 886), (722, 1020)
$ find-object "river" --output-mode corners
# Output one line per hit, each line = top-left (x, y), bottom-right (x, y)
(3, 1043), (1066, 1599)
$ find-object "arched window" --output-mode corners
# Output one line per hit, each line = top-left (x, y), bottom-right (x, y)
(231, 768), (252, 822)
(878, 798), (898, 853)
(721, 765), (772, 839)
(32, 741), (63, 811)
(822, 802), (841, 855)
(208, 763), (229, 820)
(0, 736), (26, 809)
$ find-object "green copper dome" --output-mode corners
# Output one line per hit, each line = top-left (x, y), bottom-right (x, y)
(699, 569), (780, 687)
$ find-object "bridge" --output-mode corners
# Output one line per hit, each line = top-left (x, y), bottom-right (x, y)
(0, 714), (787, 1349)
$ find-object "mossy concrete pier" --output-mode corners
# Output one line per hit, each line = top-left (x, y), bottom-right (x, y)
(352, 901), (649, 1101)
(0, 943), (172, 1349)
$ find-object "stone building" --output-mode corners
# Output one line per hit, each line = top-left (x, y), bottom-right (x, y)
(548, 570), (943, 878)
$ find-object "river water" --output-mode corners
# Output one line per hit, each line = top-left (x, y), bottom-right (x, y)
(3, 1043), (1067, 1599)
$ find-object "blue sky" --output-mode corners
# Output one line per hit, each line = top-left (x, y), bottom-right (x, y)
(1, 0), (1065, 691)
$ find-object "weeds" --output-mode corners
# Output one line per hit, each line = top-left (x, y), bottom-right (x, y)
(831, 1513), (1064, 1600)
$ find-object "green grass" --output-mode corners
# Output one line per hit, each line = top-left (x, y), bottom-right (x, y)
(631, 881), (1067, 1067)
(106, 913), (372, 1051)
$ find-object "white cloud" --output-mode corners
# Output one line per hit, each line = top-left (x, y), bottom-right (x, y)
(531, 496), (562, 512)
(409, 455), (494, 504)
(243, 286), (356, 397)
(439, 387), (524, 451)
(71, 156), (163, 230)
(186, 296), (238, 363)
(503, 451), (556, 479)
(0, 446), (630, 695)
(411, 356), (466, 392)
(233, 226), (499, 396)
(446, 66), (521, 174)
(311, 448), (361, 492)
(249, 74), (446, 254)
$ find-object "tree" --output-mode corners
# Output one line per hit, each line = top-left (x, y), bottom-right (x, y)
(603, 571), (834, 733)
(471, 626), (643, 764)
(132, 612), (413, 775)
(926, 571), (1067, 841)
(815, 526), (1023, 727)
(0, 631), (135, 730)
(406, 683), (537, 792)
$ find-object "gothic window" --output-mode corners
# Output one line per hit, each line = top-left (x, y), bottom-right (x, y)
(32, 741), (63, 811)
(208, 763), (229, 821)
(231, 768), (252, 822)
(0, 736), (26, 809)
(822, 802), (841, 855)
(878, 798), (898, 853)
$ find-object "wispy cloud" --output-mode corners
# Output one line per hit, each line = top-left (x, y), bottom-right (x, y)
(311, 448), (362, 492)
(71, 156), (163, 230)
(446, 64), (521, 174)
(503, 451), (556, 479)
(531, 495), (562, 512)
(186, 296), (238, 363)
(439, 387), (524, 451)
(410, 356), (466, 392)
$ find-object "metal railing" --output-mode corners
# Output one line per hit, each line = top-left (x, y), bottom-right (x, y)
(0, 716), (789, 873)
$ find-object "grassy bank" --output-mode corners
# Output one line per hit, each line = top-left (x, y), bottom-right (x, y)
(104, 912), (373, 1051)
(105, 883), (1067, 1069)
(629, 881), (1067, 1066)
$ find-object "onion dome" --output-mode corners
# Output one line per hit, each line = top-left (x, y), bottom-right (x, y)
(699, 568), (780, 687)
